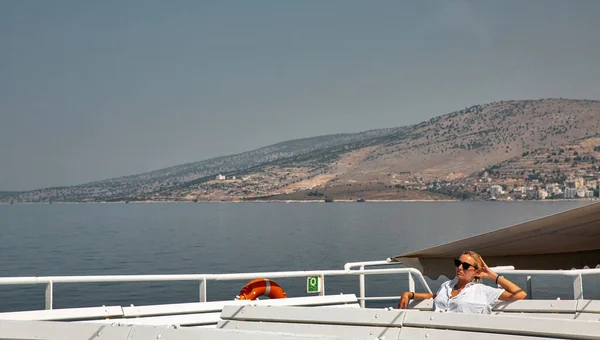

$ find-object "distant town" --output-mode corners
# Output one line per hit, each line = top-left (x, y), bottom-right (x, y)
(421, 170), (600, 201)
(399, 163), (600, 201)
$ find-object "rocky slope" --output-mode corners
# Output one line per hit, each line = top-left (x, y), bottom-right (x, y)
(3, 99), (600, 203)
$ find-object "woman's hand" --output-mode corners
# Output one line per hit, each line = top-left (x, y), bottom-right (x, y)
(478, 258), (498, 282)
(398, 292), (411, 309)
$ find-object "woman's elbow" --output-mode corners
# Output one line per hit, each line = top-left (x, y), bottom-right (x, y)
(513, 291), (527, 300)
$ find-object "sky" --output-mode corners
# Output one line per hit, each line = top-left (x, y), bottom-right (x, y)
(1, 0), (600, 191)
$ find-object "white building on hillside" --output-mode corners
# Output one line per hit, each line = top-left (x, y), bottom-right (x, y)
(551, 186), (563, 195)
(216, 174), (226, 180)
(489, 185), (504, 196)
(564, 188), (578, 199)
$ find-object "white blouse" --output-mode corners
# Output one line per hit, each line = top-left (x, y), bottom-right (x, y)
(433, 279), (504, 314)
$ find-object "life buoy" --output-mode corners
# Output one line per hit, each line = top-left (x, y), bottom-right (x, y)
(237, 278), (287, 300)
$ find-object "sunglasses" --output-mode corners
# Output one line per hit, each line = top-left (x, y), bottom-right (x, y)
(454, 259), (478, 270)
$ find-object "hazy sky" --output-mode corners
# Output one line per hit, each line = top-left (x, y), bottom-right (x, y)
(2, 0), (599, 191)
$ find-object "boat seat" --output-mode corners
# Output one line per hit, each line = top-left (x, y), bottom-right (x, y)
(218, 304), (600, 339)
(0, 295), (358, 328)
(218, 305), (406, 339)
(409, 299), (600, 321)
(0, 319), (340, 340)
(0, 306), (123, 321)
(84, 294), (359, 327)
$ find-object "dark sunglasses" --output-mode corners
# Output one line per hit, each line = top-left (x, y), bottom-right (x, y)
(454, 259), (478, 270)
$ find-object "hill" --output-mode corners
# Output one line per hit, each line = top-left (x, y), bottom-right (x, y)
(160, 98), (600, 201)
(3, 98), (600, 203)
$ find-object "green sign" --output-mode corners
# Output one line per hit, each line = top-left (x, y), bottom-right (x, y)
(306, 276), (320, 293)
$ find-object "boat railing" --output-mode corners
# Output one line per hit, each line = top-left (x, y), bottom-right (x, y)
(0, 265), (431, 310)
(1, 261), (599, 310)
(346, 260), (600, 306)
(487, 268), (600, 300)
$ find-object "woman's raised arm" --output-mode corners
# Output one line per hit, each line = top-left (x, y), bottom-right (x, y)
(479, 259), (527, 301)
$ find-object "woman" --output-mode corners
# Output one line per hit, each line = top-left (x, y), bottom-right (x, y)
(398, 251), (527, 314)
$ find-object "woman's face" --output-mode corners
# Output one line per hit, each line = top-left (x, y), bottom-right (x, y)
(456, 254), (480, 281)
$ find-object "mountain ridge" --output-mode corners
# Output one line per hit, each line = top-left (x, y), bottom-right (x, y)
(3, 98), (600, 203)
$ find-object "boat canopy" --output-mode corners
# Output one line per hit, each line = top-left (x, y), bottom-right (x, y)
(390, 202), (600, 279)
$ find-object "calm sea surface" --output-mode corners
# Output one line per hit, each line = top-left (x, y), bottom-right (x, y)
(0, 201), (597, 312)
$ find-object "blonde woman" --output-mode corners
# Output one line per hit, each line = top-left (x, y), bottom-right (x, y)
(398, 251), (527, 314)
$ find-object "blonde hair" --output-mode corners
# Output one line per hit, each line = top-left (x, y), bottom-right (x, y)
(462, 250), (483, 284)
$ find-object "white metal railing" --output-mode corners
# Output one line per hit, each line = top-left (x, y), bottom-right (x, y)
(1, 261), (599, 310)
(345, 260), (432, 307)
(488, 268), (600, 300)
(0, 264), (431, 310)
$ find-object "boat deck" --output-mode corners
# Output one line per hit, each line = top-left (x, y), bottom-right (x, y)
(1, 298), (600, 339)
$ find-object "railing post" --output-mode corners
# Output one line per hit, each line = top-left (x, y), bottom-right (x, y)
(359, 265), (366, 308)
(319, 274), (325, 296)
(526, 276), (532, 300)
(45, 281), (53, 310)
(199, 278), (207, 302)
(573, 274), (583, 300)
(408, 272), (415, 293)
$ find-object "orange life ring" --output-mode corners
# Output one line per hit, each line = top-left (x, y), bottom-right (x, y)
(237, 278), (288, 300)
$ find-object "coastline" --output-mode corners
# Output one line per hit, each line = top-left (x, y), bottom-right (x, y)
(1, 198), (597, 205)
